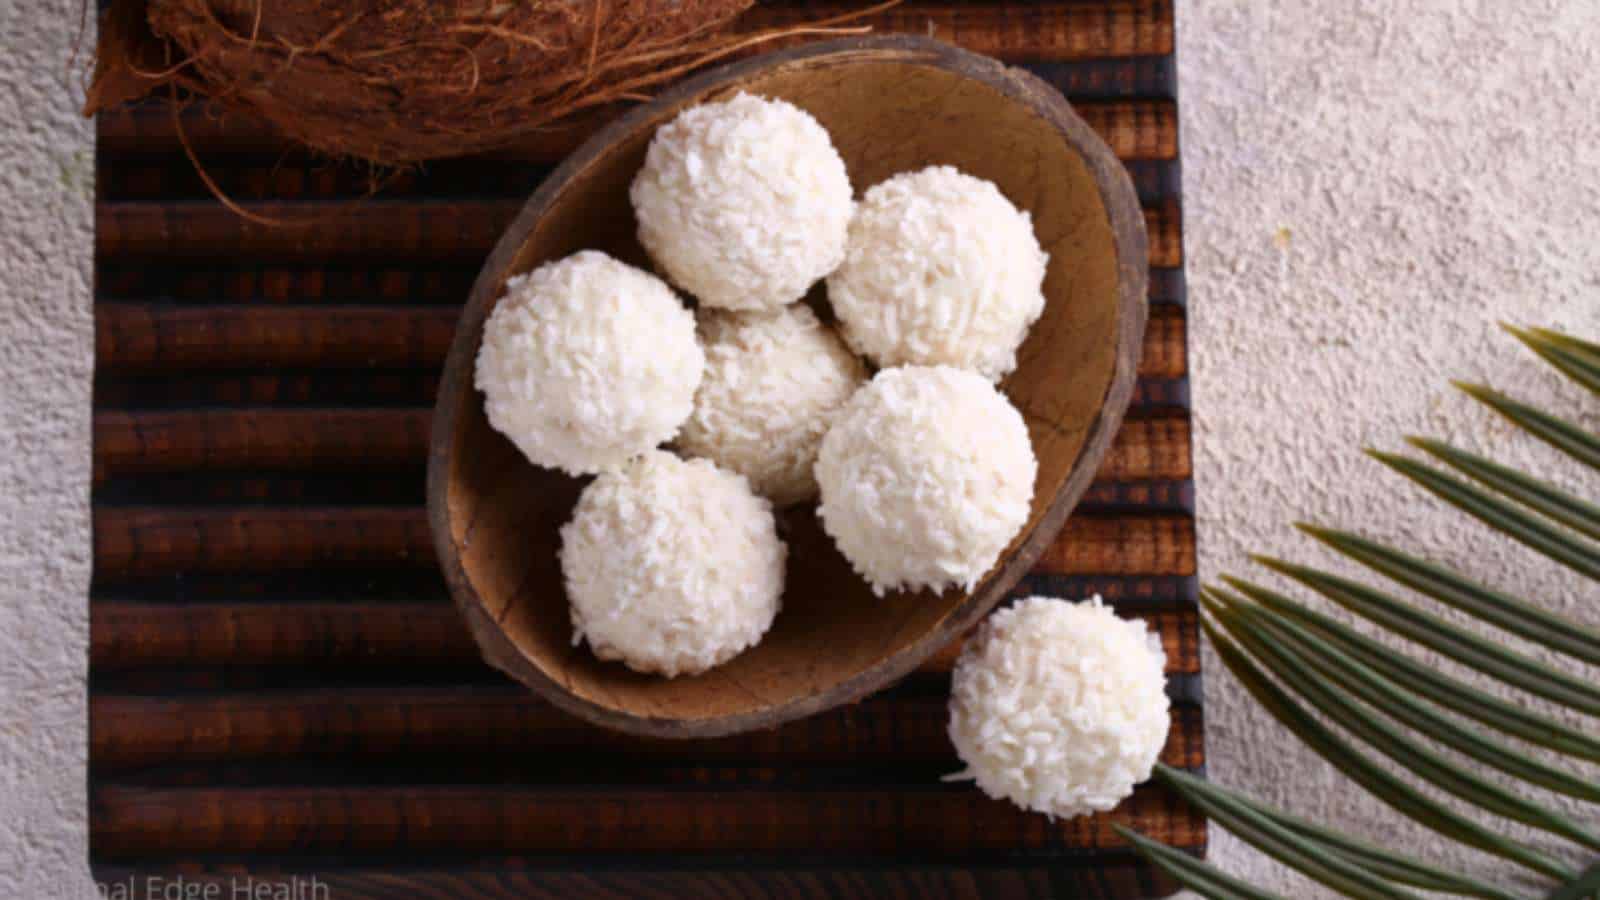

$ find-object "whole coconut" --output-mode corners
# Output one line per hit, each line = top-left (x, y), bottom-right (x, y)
(87, 0), (761, 165)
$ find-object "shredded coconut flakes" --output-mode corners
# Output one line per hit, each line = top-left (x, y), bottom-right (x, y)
(474, 251), (704, 476)
(827, 166), (1048, 381)
(815, 365), (1036, 595)
(560, 451), (786, 677)
(947, 596), (1171, 819)
(676, 304), (867, 506)
(631, 92), (854, 311)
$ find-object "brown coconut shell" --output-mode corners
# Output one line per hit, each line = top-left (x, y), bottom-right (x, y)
(86, 0), (866, 166)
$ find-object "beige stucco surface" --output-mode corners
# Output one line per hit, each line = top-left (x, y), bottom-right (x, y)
(1180, 1), (1599, 895)
(1, 1), (96, 898)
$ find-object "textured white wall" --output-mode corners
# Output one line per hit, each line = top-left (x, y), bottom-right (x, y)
(0, 1), (96, 898)
(2, 1), (1598, 896)
(1179, 0), (1600, 896)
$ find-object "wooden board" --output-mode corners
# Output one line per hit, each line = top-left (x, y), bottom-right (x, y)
(90, 1), (1200, 896)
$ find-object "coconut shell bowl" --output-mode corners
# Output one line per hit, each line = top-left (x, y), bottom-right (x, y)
(427, 35), (1148, 738)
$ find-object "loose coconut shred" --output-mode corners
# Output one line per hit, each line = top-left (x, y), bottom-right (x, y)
(947, 596), (1171, 819)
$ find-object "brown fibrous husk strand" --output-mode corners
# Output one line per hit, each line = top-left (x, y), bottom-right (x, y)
(87, 0), (885, 167)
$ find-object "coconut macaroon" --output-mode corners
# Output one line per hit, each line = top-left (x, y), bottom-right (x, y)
(630, 92), (854, 312)
(827, 166), (1048, 381)
(947, 596), (1170, 819)
(676, 304), (867, 506)
(474, 251), (704, 476)
(560, 451), (786, 677)
(815, 365), (1036, 595)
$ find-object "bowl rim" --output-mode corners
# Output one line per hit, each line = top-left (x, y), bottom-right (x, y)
(427, 33), (1150, 738)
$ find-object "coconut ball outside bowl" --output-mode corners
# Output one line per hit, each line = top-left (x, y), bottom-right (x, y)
(428, 36), (1148, 738)
(948, 596), (1171, 819)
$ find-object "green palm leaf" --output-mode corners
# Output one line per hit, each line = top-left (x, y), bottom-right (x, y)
(1407, 437), (1600, 541)
(1115, 825), (1291, 900)
(1121, 325), (1600, 898)
(1199, 605), (1574, 881)
(1227, 581), (1598, 801)
(1506, 324), (1600, 395)
(1222, 575), (1600, 760)
(1241, 802), (1526, 900)
(1547, 863), (1600, 900)
(1455, 381), (1600, 470)
(1152, 760), (1427, 899)
(1525, 326), (1600, 357)
(1146, 767), (1523, 899)
(1368, 449), (1600, 581)
(1297, 523), (1600, 665)
(1251, 557), (1600, 716)
(1211, 595), (1599, 850)
(1154, 765), (1533, 900)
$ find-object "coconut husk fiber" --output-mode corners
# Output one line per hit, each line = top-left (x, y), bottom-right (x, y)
(86, 0), (875, 166)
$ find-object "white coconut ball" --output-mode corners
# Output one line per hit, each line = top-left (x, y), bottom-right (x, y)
(947, 596), (1170, 819)
(815, 365), (1036, 595)
(630, 92), (854, 312)
(560, 451), (786, 677)
(474, 251), (704, 476)
(827, 166), (1049, 381)
(676, 304), (867, 506)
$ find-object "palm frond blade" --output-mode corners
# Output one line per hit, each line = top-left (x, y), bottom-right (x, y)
(1505, 323), (1600, 395)
(1250, 557), (1600, 716)
(1220, 577), (1600, 760)
(1368, 449), (1600, 581)
(1212, 594), (1600, 849)
(1297, 523), (1600, 666)
(1407, 437), (1600, 541)
(1454, 381), (1600, 471)
(1198, 606), (1574, 881)
(1116, 825), (1291, 900)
